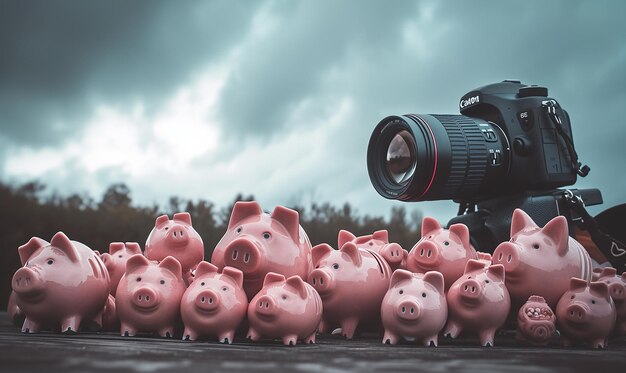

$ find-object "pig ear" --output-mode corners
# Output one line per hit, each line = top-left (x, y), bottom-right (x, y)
(272, 206), (300, 241)
(222, 266), (244, 288)
(125, 242), (142, 255)
(194, 261), (218, 277)
(528, 295), (546, 303)
(541, 216), (569, 256)
(158, 256), (182, 279)
(126, 254), (150, 274)
(109, 242), (125, 254)
(476, 252), (492, 263)
(155, 214), (170, 227)
(228, 201), (263, 230)
(449, 223), (471, 249)
(18, 237), (49, 266)
(100, 253), (112, 267)
(263, 272), (285, 288)
(390, 269), (413, 289)
(338, 230), (356, 248)
(569, 277), (588, 291)
(286, 276), (307, 299)
(173, 212), (192, 225)
(510, 209), (538, 237)
(464, 259), (486, 274)
(487, 264), (505, 282)
(421, 217), (441, 237)
(423, 271), (445, 294)
(340, 242), (362, 267)
(312, 244), (334, 266)
(589, 281), (611, 302)
(50, 232), (79, 262)
(599, 267), (617, 279)
(372, 230), (389, 243)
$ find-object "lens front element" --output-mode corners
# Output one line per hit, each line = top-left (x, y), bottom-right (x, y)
(386, 130), (417, 184)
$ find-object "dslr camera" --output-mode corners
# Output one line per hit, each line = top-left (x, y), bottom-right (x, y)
(367, 80), (601, 251)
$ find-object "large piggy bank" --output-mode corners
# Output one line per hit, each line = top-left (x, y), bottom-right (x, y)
(180, 262), (247, 343)
(407, 217), (477, 291)
(556, 278), (616, 348)
(211, 202), (312, 299)
(101, 242), (142, 295)
(493, 209), (592, 310)
(308, 242), (391, 339)
(145, 212), (204, 277)
(516, 295), (556, 346)
(444, 259), (510, 347)
(247, 273), (322, 346)
(12, 233), (110, 334)
(116, 254), (186, 337)
(381, 270), (447, 346)
(593, 267), (626, 336)
(338, 229), (406, 271)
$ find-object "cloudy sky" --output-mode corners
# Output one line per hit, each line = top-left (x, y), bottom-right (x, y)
(1, 0), (625, 225)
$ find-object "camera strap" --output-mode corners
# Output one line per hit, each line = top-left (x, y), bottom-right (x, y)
(563, 190), (626, 273)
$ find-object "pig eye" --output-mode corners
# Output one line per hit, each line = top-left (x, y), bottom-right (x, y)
(200, 282), (206, 286)
(47, 259), (54, 265)
(164, 227), (169, 231)
(236, 227), (242, 233)
(399, 290), (404, 294)
(332, 263), (339, 270)
(263, 232), (271, 239)
(592, 300), (596, 304)
(485, 280), (490, 283)
(222, 286), (228, 291)
(532, 243), (540, 249)
(118, 255), (123, 258)
(282, 295), (287, 300)
(369, 242), (374, 246)
(444, 241), (449, 246)
(570, 295), (575, 299)
(428, 235), (433, 239)
(160, 280), (165, 285)
(422, 292), (427, 298)
(136, 277), (142, 282)
(315, 265), (319, 269)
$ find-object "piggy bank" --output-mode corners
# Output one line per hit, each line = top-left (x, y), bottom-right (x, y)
(556, 278), (616, 348)
(594, 267), (626, 336)
(12, 233), (110, 334)
(381, 270), (447, 346)
(516, 295), (557, 346)
(308, 242), (391, 339)
(338, 229), (407, 271)
(493, 209), (592, 310)
(145, 212), (204, 277)
(407, 217), (477, 291)
(247, 273), (322, 346)
(116, 254), (186, 337)
(180, 262), (247, 343)
(211, 202), (312, 299)
(444, 259), (510, 347)
(101, 242), (142, 295)
(7, 291), (25, 327)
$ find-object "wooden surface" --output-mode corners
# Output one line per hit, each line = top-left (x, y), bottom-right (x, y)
(0, 312), (625, 373)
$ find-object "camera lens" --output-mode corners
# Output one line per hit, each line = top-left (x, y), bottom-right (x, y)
(386, 130), (417, 184)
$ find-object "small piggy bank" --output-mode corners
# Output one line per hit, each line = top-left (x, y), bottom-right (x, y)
(145, 212), (205, 278)
(556, 278), (616, 348)
(101, 242), (142, 295)
(180, 262), (247, 343)
(596, 267), (626, 335)
(116, 255), (186, 337)
(12, 233), (110, 334)
(444, 260), (510, 347)
(338, 229), (407, 271)
(381, 270), (447, 346)
(211, 202), (312, 299)
(407, 217), (477, 291)
(516, 295), (556, 346)
(247, 273), (322, 346)
(308, 242), (391, 339)
(493, 209), (592, 310)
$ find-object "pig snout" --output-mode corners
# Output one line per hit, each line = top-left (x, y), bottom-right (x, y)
(609, 283), (626, 301)
(166, 224), (190, 247)
(255, 295), (277, 317)
(223, 238), (262, 275)
(459, 279), (482, 300)
(411, 240), (441, 268)
(493, 242), (520, 272)
(396, 299), (421, 321)
(565, 303), (588, 323)
(308, 269), (334, 294)
(380, 243), (404, 265)
(195, 289), (220, 312)
(12, 267), (43, 295)
(131, 287), (160, 310)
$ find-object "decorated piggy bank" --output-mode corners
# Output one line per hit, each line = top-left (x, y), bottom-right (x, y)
(493, 209), (592, 310)
(516, 295), (556, 346)
(556, 278), (616, 348)
(101, 242), (142, 295)
(338, 229), (406, 271)
(211, 202), (312, 299)
(145, 212), (204, 277)
(12, 233), (110, 334)
(247, 273), (322, 346)
(596, 267), (626, 335)
(308, 242), (391, 339)
(381, 270), (447, 346)
(116, 255), (186, 337)
(407, 217), (477, 291)
(444, 260), (510, 347)
(180, 262), (247, 343)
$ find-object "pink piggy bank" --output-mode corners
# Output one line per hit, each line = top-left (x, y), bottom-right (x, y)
(145, 212), (204, 277)
(596, 267), (626, 335)
(556, 278), (616, 348)
(12, 233), (110, 334)
(516, 295), (557, 346)
(338, 229), (407, 271)
(493, 209), (592, 310)
(211, 202), (312, 299)
(308, 242), (392, 339)
(407, 217), (477, 291)
(116, 254), (186, 337)
(101, 242), (142, 295)
(247, 273), (322, 346)
(180, 262), (247, 343)
(381, 270), (447, 346)
(444, 259), (510, 347)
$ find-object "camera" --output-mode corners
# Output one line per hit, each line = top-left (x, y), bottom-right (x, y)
(367, 80), (600, 251)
